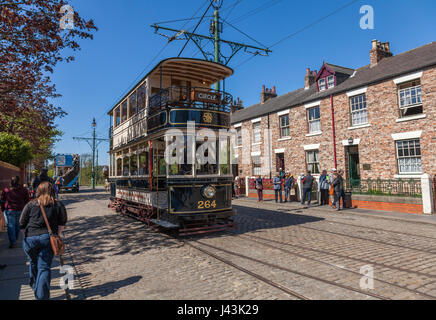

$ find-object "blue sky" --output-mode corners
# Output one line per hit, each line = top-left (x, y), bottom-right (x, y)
(51, 0), (436, 165)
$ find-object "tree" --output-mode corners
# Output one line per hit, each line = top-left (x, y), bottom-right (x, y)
(0, 0), (97, 162)
(0, 132), (33, 167)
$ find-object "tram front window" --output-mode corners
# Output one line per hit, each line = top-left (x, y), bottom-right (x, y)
(196, 141), (218, 175)
(153, 149), (166, 176)
(169, 136), (193, 176)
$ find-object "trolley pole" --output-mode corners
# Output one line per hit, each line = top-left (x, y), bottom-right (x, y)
(214, 4), (221, 91)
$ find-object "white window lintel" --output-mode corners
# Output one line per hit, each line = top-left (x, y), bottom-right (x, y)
(393, 71), (423, 85)
(304, 101), (321, 109)
(233, 123), (242, 128)
(346, 87), (367, 97)
(277, 109), (290, 117)
(251, 118), (262, 123)
(391, 130), (422, 141)
(303, 144), (320, 151)
(275, 148), (285, 154)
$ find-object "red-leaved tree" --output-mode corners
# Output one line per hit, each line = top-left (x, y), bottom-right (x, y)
(0, 0), (97, 165)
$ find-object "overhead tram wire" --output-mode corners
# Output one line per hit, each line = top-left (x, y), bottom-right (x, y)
(234, 0), (360, 68)
(178, 0), (215, 57)
(228, 0), (284, 24)
(221, 18), (269, 50)
(94, 1), (211, 126)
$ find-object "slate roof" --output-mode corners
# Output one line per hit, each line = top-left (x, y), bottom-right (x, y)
(231, 41), (436, 124)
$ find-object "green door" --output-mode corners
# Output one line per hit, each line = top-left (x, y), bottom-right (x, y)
(348, 147), (360, 187)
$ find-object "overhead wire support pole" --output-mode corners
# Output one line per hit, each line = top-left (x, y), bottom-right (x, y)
(73, 118), (109, 191)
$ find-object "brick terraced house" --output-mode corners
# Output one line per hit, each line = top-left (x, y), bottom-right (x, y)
(231, 39), (436, 182)
(230, 40), (436, 214)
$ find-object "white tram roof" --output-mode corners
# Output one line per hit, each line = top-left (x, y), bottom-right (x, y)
(108, 58), (234, 115)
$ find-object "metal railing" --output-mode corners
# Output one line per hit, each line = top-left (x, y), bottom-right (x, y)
(148, 86), (233, 114)
(344, 178), (422, 198)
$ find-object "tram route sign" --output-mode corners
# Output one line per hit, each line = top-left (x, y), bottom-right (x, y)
(191, 89), (221, 104)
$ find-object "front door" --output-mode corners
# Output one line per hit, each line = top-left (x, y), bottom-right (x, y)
(347, 146), (360, 186)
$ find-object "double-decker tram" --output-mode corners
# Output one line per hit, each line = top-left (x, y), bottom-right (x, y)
(107, 58), (236, 236)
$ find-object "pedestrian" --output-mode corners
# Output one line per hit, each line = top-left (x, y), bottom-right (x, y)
(234, 176), (240, 198)
(255, 176), (263, 202)
(20, 181), (68, 300)
(31, 168), (54, 195)
(279, 168), (285, 180)
(332, 172), (344, 211)
(273, 172), (283, 203)
(319, 170), (330, 206)
(329, 168), (338, 208)
(1, 176), (30, 248)
(301, 170), (314, 205)
(284, 173), (295, 203)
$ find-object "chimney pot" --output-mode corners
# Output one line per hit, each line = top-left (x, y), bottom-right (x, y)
(370, 39), (393, 67)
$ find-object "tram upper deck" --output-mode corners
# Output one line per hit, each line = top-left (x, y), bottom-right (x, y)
(108, 58), (234, 152)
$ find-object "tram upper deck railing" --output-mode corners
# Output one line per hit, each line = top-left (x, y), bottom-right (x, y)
(148, 86), (233, 115)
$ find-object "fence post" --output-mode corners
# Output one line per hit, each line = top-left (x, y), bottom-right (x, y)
(421, 174), (434, 215)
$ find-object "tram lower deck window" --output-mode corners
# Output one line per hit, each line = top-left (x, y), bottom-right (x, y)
(138, 152), (149, 175)
(196, 141), (218, 175)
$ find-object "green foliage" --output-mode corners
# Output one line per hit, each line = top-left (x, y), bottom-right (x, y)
(0, 132), (33, 167)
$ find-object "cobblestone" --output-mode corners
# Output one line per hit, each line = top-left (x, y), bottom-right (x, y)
(54, 189), (436, 300)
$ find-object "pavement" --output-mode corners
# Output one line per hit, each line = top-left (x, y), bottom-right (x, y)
(1, 187), (436, 300)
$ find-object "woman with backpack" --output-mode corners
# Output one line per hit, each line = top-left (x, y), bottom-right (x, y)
(1, 176), (30, 248)
(19, 181), (68, 300)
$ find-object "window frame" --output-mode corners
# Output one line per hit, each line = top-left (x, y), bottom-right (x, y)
(318, 78), (326, 91)
(252, 122), (262, 143)
(279, 114), (290, 138)
(307, 106), (321, 134)
(397, 80), (423, 118)
(306, 150), (320, 174)
(350, 93), (368, 127)
(327, 75), (335, 89)
(396, 139), (422, 175)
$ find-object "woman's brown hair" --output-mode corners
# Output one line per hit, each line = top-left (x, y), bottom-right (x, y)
(36, 181), (56, 207)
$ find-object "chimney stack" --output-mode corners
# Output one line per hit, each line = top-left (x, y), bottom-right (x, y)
(370, 39), (393, 67)
(230, 97), (244, 113)
(305, 68), (316, 89)
(261, 85), (278, 104)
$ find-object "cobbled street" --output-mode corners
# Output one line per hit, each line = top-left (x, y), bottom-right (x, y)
(58, 187), (436, 300)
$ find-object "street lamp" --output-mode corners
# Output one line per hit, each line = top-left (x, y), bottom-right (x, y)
(348, 137), (354, 146)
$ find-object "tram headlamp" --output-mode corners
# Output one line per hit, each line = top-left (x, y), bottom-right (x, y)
(203, 185), (216, 199)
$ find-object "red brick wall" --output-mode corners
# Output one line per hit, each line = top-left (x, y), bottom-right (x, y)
(0, 161), (23, 190)
(232, 65), (436, 180)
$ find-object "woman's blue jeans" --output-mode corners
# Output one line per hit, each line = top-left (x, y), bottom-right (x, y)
(4, 210), (21, 245)
(22, 234), (54, 300)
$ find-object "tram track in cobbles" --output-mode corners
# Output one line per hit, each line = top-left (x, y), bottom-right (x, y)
(183, 238), (395, 300)
(233, 201), (436, 255)
(235, 198), (436, 239)
(236, 233), (436, 299)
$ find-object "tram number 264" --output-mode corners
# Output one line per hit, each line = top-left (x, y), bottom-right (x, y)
(197, 200), (217, 209)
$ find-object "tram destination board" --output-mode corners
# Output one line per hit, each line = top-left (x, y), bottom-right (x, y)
(191, 89), (222, 104)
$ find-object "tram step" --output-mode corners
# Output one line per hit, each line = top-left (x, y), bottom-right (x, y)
(150, 219), (180, 229)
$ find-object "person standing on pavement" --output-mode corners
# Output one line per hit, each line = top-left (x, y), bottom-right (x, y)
(332, 172), (344, 211)
(20, 181), (68, 300)
(234, 176), (240, 199)
(31, 168), (54, 197)
(284, 173), (295, 203)
(255, 176), (263, 202)
(301, 171), (314, 206)
(273, 173), (283, 203)
(319, 170), (330, 206)
(329, 168), (338, 208)
(1, 176), (30, 248)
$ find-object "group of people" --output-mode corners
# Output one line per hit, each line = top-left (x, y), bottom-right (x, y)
(245, 167), (347, 211)
(0, 169), (68, 300)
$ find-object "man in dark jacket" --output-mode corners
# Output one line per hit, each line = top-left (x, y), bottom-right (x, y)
(284, 173), (295, 202)
(31, 169), (53, 194)
(273, 173), (283, 203)
(332, 172), (344, 211)
(301, 171), (314, 205)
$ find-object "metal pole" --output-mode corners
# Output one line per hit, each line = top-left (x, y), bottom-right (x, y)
(214, 5), (220, 91)
(91, 118), (96, 190)
(96, 149), (99, 186)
